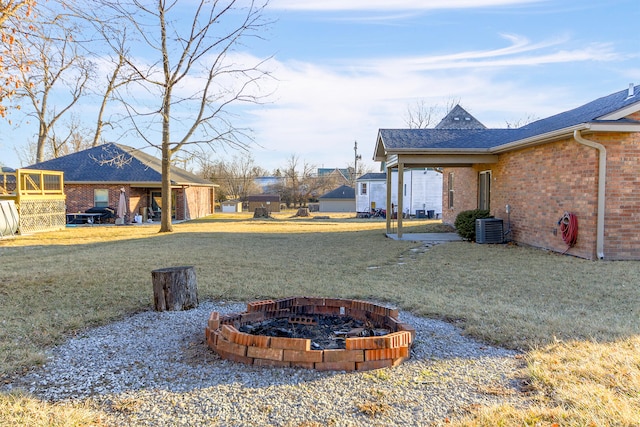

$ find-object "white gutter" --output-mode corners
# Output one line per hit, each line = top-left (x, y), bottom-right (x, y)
(573, 129), (606, 259)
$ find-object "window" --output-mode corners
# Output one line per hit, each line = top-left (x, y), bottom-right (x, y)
(479, 171), (491, 211)
(94, 189), (109, 207)
(361, 183), (367, 195)
(448, 172), (454, 209)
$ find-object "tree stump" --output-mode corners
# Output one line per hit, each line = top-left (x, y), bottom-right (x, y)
(254, 207), (270, 218)
(152, 266), (199, 311)
(295, 207), (309, 217)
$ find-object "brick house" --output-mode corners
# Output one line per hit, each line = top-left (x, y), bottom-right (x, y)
(27, 143), (216, 222)
(373, 84), (640, 260)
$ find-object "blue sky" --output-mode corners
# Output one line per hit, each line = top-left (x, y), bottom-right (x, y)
(1, 0), (639, 173)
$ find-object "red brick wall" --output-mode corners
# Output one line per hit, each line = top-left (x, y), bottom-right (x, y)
(441, 167), (479, 225)
(65, 184), (147, 218)
(182, 186), (214, 220)
(442, 131), (640, 260)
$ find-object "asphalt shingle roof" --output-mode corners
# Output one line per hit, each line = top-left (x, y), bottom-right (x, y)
(319, 185), (355, 199)
(379, 85), (640, 152)
(26, 143), (213, 186)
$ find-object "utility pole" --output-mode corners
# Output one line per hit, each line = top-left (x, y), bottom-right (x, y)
(353, 140), (361, 187)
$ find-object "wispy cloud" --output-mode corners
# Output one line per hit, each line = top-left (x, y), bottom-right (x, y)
(236, 33), (620, 170)
(269, 0), (544, 12)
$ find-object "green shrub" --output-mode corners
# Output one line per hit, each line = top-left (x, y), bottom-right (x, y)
(454, 209), (492, 241)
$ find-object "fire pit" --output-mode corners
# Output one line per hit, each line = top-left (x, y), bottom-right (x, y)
(205, 297), (415, 371)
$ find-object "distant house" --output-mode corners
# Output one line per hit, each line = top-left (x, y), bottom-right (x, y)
(27, 143), (216, 222)
(356, 170), (442, 217)
(318, 185), (355, 212)
(374, 85), (640, 260)
(221, 200), (243, 213)
(247, 194), (281, 213)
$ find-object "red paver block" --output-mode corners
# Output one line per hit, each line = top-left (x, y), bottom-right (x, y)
(275, 297), (296, 310)
(220, 324), (239, 342)
(290, 361), (316, 369)
(283, 349), (323, 363)
(345, 336), (387, 350)
(356, 359), (393, 371)
(253, 358), (291, 368)
(216, 337), (248, 357)
(324, 298), (352, 309)
(219, 313), (242, 326)
(234, 332), (270, 348)
(364, 346), (409, 361)
(247, 345), (284, 361)
(270, 336), (311, 351)
(208, 312), (220, 330)
(385, 331), (413, 348)
(315, 361), (356, 371)
(240, 311), (266, 324)
(314, 306), (341, 315)
(294, 297), (325, 307)
(323, 349), (364, 363)
(247, 299), (276, 312)
(216, 348), (254, 365)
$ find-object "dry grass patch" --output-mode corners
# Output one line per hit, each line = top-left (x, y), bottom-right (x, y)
(0, 392), (106, 426)
(453, 337), (640, 427)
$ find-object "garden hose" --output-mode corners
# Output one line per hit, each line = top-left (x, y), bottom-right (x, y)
(559, 212), (578, 250)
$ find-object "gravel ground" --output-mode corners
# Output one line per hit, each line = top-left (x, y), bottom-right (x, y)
(2, 301), (530, 426)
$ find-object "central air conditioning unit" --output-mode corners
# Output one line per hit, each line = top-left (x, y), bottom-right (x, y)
(476, 218), (504, 244)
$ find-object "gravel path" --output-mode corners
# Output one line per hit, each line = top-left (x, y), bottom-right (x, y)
(2, 301), (530, 426)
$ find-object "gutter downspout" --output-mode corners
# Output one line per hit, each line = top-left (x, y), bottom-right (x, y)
(573, 129), (606, 259)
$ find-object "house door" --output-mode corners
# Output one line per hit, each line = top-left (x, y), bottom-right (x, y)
(479, 171), (491, 211)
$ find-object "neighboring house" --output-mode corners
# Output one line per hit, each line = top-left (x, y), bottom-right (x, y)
(374, 84), (640, 260)
(247, 194), (281, 213)
(318, 185), (355, 212)
(356, 170), (442, 217)
(27, 143), (216, 222)
(317, 167), (351, 184)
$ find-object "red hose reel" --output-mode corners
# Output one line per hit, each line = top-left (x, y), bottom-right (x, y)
(558, 212), (578, 249)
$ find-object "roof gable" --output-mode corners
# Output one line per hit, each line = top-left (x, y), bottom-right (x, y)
(26, 143), (213, 185)
(434, 105), (486, 130)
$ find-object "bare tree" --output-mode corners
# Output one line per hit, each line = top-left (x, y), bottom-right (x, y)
(403, 97), (462, 129)
(89, 0), (273, 232)
(274, 154), (318, 208)
(200, 152), (264, 203)
(505, 114), (539, 129)
(6, 6), (94, 162)
(404, 99), (438, 129)
(0, 0), (36, 118)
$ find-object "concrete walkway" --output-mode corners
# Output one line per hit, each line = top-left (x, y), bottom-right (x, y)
(386, 232), (463, 242)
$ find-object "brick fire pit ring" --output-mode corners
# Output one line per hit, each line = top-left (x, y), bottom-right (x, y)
(205, 297), (415, 371)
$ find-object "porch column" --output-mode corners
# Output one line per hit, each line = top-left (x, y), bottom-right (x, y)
(397, 162), (404, 238)
(386, 164), (392, 234)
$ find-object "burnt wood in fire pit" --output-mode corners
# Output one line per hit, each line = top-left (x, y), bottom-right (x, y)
(205, 297), (416, 371)
(239, 315), (391, 350)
